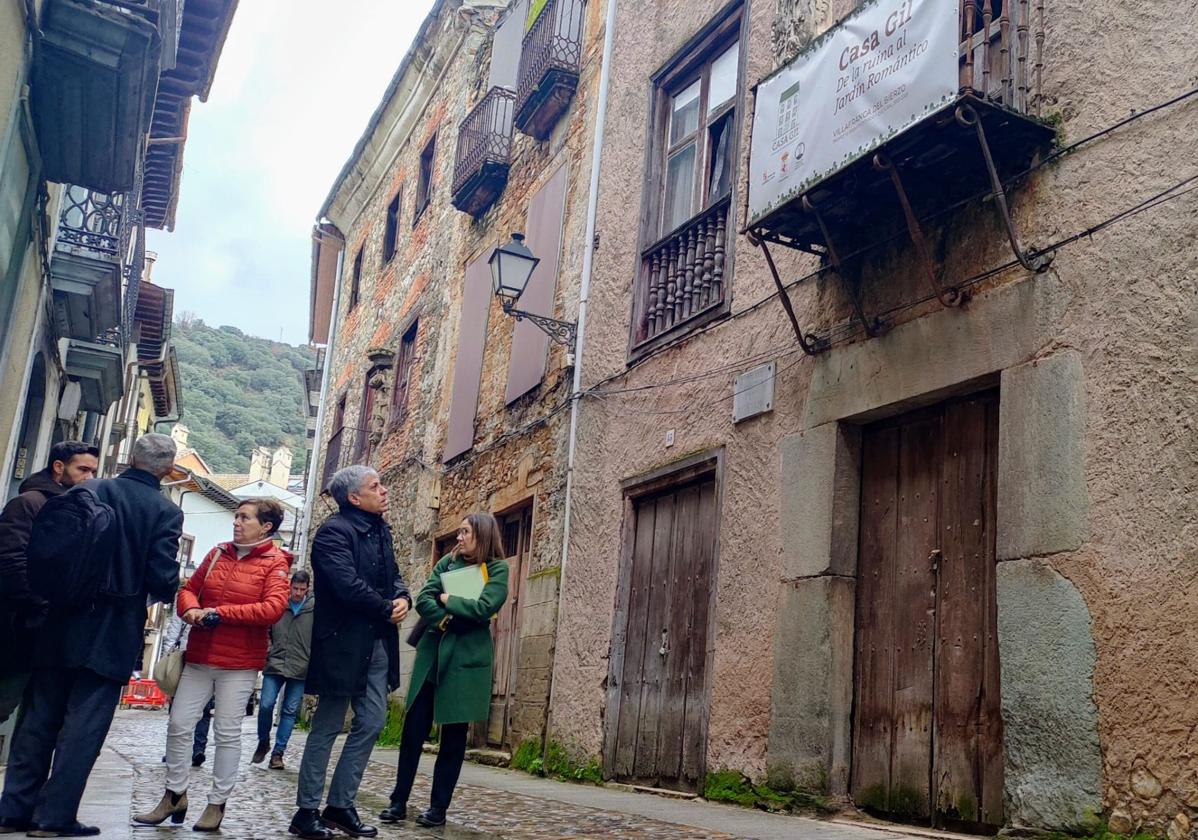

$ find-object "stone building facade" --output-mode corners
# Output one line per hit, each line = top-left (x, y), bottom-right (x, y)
(309, 0), (606, 752)
(546, 0), (1198, 836)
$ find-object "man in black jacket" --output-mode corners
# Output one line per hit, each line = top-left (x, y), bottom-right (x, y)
(0, 433), (182, 838)
(0, 441), (99, 725)
(289, 465), (410, 840)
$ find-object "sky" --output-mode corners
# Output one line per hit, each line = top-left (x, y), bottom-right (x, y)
(146, 0), (436, 346)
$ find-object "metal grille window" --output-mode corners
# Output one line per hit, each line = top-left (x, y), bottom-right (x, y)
(634, 7), (742, 350)
(415, 136), (436, 223)
(383, 188), (402, 263)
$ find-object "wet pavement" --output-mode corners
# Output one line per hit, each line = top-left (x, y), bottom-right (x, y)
(4, 710), (927, 839)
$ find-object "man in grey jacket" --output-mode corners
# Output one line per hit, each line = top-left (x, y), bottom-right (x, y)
(252, 569), (313, 770)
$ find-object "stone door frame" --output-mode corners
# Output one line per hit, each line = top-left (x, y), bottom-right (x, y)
(767, 274), (1102, 830)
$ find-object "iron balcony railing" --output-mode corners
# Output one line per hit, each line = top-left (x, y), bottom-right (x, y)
(58, 186), (128, 257)
(514, 0), (585, 139)
(636, 196), (730, 346)
(451, 86), (516, 214)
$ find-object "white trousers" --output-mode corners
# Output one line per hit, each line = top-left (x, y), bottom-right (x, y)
(164, 663), (257, 804)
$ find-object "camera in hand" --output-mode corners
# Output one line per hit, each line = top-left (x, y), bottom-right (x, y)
(200, 611), (221, 628)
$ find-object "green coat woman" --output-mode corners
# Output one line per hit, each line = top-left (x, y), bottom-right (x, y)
(406, 553), (509, 723)
(383, 513), (509, 827)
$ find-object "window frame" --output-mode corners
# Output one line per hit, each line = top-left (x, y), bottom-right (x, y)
(414, 135), (437, 224)
(348, 248), (363, 310)
(383, 187), (402, 263)
(389, 318), (420, 427)
(629, 2), (745, 360)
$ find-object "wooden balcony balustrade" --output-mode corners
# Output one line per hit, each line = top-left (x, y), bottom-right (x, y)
(513, 0), (585, 141)
(451, 86), (516, 217)
(636, 196), (730, 346)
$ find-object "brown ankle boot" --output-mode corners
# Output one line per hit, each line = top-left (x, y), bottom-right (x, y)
(133, 790), (188, 825)
(192, 803), (225, 833)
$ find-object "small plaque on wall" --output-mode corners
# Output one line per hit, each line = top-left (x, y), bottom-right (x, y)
(733, 362), (775, 423)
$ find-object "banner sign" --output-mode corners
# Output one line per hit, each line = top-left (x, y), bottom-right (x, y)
(747, 0), (959, 226)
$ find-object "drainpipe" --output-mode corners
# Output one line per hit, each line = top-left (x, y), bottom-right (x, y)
(546, 0), (618, 742)
(296, 227), (346, 569)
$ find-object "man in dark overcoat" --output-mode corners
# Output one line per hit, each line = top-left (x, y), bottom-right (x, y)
(0, 433), (182, 837)
(289, 465), (410, 840)
(0, 441), (99, 724)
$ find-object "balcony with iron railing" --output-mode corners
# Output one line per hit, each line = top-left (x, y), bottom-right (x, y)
(452, 87), (516, 217)
(513, 0), (585, 141)
(51, 186), (130, 343)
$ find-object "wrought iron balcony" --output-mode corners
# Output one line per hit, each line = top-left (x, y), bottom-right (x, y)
(452, 87), (516, 217)
(513, 0), (584, 141)
(51, 186), (129, 341)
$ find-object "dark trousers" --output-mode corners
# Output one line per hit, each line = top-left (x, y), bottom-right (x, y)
(389, 680), (469, 814)
(0, 667), (122, 827)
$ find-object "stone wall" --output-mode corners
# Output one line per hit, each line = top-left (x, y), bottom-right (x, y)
(310, 0), (606, 753)
(551, 0), (1198, 833)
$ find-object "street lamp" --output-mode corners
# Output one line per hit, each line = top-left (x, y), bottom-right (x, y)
(489, 232), (576, 351)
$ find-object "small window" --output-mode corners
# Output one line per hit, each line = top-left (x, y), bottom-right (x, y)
(415, 136), (436, 222)
(348, 249), (363, 310)
(383, 188), (402, 263)
(391, 320), (419, 424)
(177, 535), (195, 571)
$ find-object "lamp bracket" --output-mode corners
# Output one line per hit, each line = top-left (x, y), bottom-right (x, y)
(501, 300), (577, 349)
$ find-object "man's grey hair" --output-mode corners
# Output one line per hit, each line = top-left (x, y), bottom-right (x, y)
(328, 465), (377, 507)
(130, 433), (177, 478)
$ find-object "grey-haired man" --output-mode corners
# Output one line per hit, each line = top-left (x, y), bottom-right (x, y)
(289, 466), (410, 840)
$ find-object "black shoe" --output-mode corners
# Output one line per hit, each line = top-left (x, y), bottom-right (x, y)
(320, 806), (376, 838)
(414, 809), (446, 827)
(191, 752), (206, 767)
(27, 823), (101, 837)
(377, 803), (406, 823)
(251, 739), (270, 764)
(0, 816), (31, 834)
(288, 808), (334, 840)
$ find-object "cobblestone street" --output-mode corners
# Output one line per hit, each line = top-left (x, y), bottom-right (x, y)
(8, 710), (932, 840)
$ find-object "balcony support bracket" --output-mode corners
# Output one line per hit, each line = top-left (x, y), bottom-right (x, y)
(956, 103), (1053, 274)
(873, 152), (966, 308)
(749, 233), (827, 356)
(802, 195), (883, 339)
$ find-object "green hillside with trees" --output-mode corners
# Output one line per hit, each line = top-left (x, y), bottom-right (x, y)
(166, 314), (315, 474)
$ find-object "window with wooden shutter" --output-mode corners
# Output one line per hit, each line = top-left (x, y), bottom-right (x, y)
(443, 256), (493, 461)
(633, 6), (742, 352)
(390, 319), (419, 425)
(383, 188), (402, 263)
(505, 165), (567, 403)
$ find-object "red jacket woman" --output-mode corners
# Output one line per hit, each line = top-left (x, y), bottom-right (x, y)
(178, 539), (291, 671)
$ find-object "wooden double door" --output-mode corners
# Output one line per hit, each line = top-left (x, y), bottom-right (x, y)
(852, 392), (1003, 830)
(608, 469), (718, 791)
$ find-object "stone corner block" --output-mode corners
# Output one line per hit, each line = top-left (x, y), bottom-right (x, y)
(997, 558), (1102, 831)
(767, 576), (855, 795)
(997, 349), (1089, 560)
(780, 423), (861, 579)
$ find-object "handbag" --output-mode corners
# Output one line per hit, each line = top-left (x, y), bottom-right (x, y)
(405, 617), (428, 648)
(153, 646), (184, 697)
